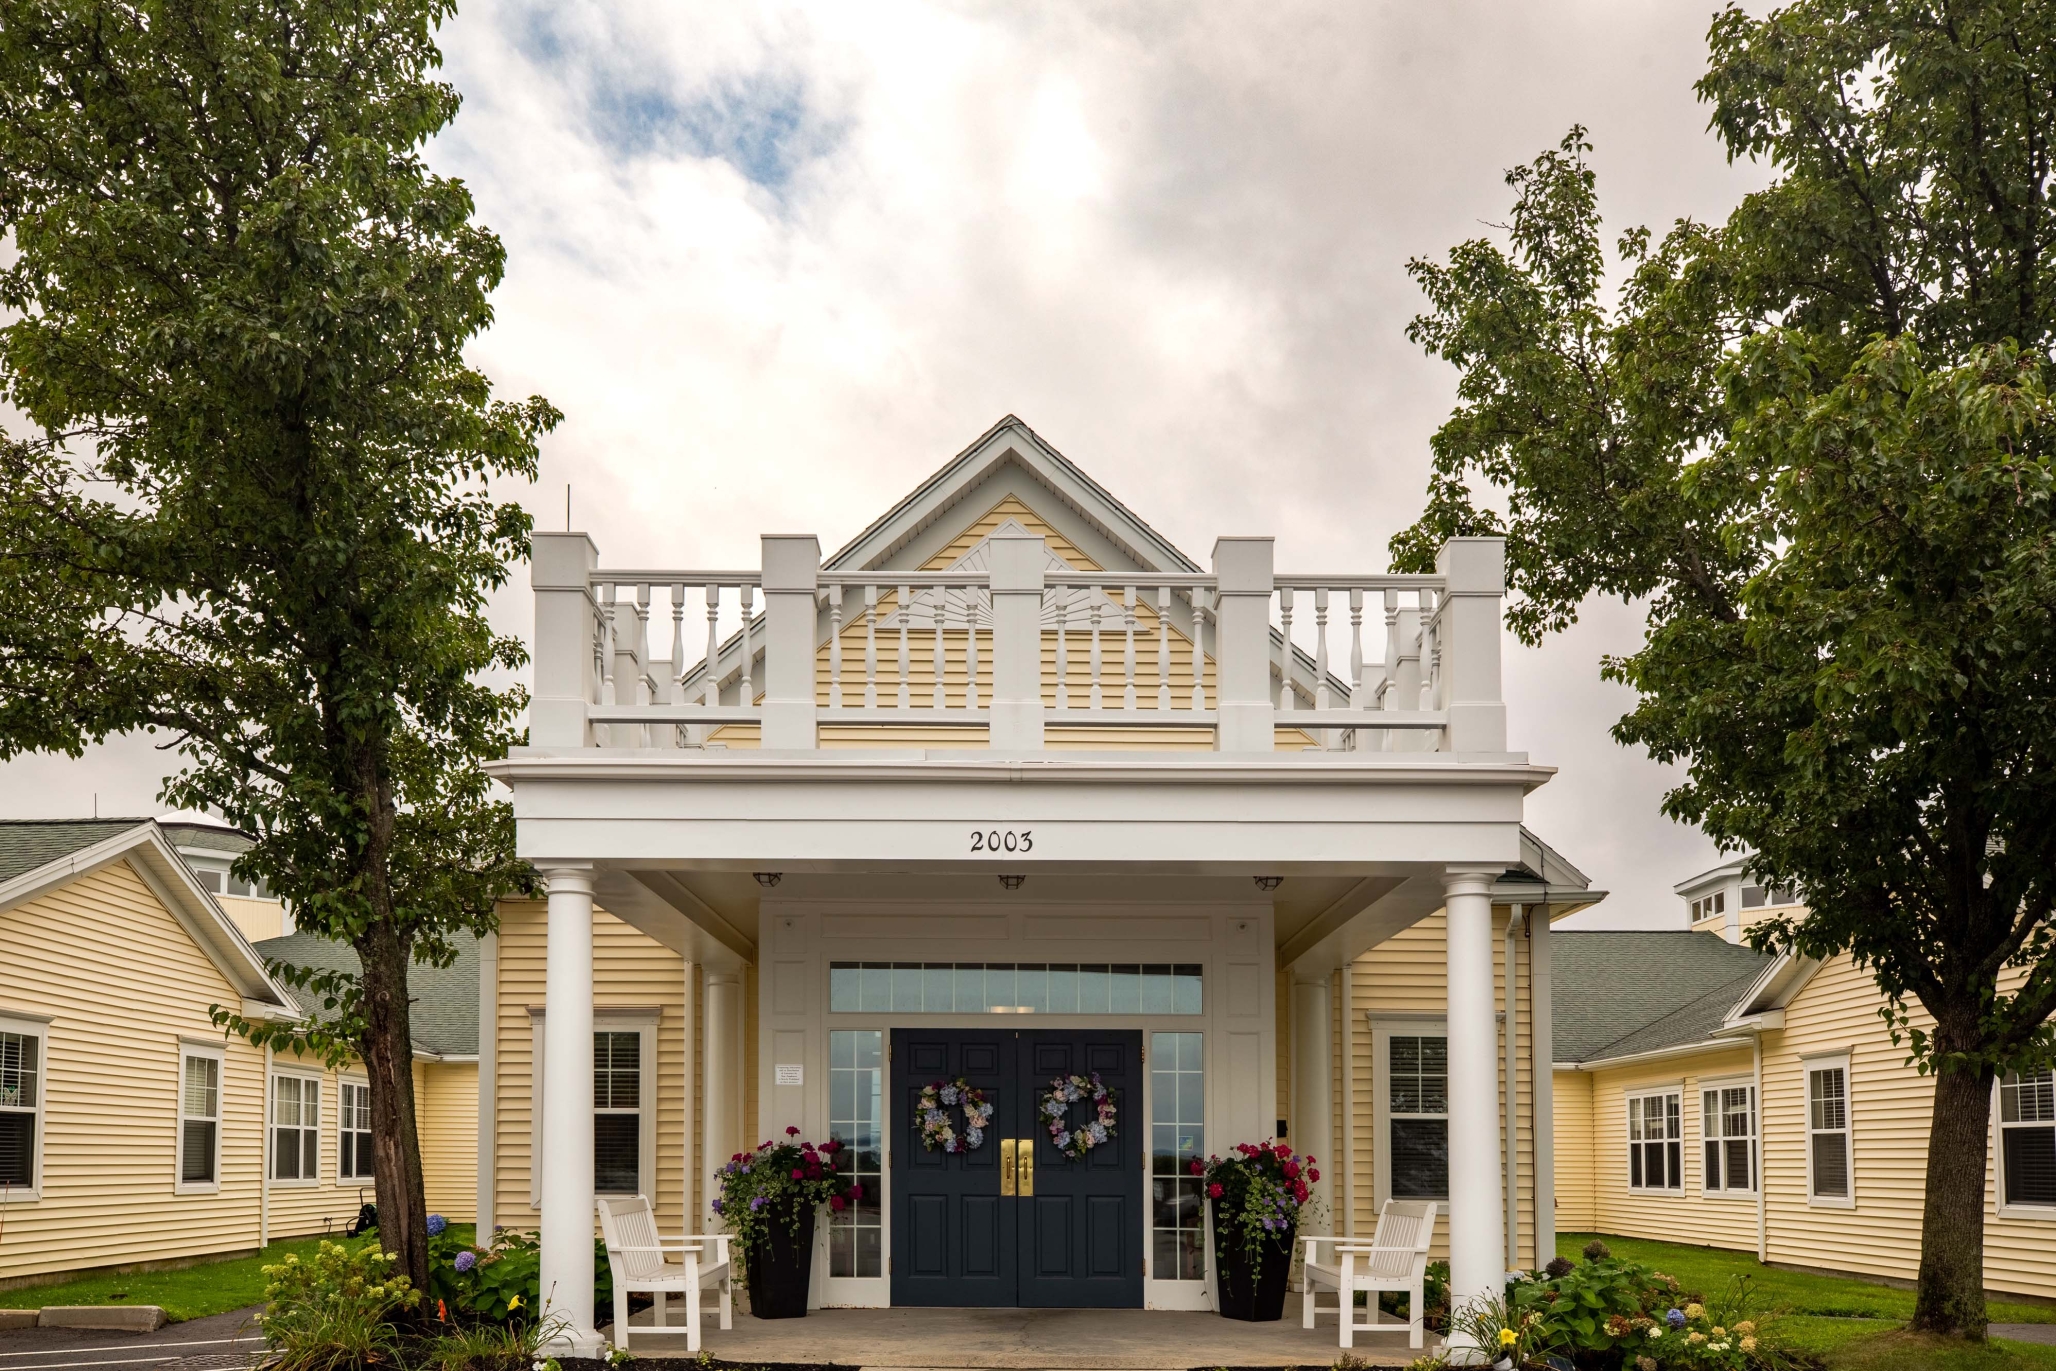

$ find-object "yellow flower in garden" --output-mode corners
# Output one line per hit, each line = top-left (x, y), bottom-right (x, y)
(1688, 1331), (1706, 1345)
(1735, 1321), (1756, 1335)
(1499, 1328), (1518, 1347)
(1711, 1326), (1726, 1338)
(1741, 1336), (1758, 1352)
(508, 1295), (524, 1312)
(1684, 1303), (1705, 1320)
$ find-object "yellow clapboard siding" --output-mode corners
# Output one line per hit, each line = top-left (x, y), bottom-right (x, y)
(1552, 1069), (1596, 1231)
(421, 1061), (478, 1222)
(1582, 1048), (1760, 1253)
(920, 495), (1101, 572)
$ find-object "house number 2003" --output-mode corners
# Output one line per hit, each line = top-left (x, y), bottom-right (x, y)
(971, 829), (1033, 853)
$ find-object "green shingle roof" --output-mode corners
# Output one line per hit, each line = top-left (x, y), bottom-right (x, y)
(254, 931), (480, 1057)
(0, 818), (154, 886)
(1552, 931), (1772, 1065)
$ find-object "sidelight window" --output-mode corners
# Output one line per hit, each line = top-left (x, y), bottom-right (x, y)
(828, 1030), (884, 1278)
(1149, 1032), (1205, 1280)
(828, 963), (1202, 1014)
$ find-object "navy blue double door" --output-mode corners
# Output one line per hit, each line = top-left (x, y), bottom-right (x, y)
(890, 1028), (1144, 1308)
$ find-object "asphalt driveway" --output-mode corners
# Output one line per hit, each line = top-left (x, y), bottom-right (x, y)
(0, 1308), (264, 1371)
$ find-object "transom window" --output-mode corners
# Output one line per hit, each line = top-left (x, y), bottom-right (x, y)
(594, 1031), (642, 1194)
(1701, 1082), (1756, 1194)
(1627, 1091), (1682, 1191)
(1690, 892), (1726, 923)
(1806, 1062), (1852, 1202)
(827, 1030), (883, 1279)
(1150, 1032), (1206, 1280)
(0, 1028), (41, 1191)
(271, 1074), (321, 1181)
(1387, 1034), (1448, 1200)
(1999, 1068), (2055, 1210)
(339, 1081), (374, 1182)
(180, 1051), (222, 1186)
(829, 963), (1202, 1015)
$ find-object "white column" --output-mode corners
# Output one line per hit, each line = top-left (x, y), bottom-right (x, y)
(760, 535), (821, 750)
(476, 931), (498, 1237)
(1529, 909), (1556, 1270)
(681, 960), (697, 1233)
(1435, 538), (1507, 753)
(530, 533), (599, 748)
(539, 866), (600, 1355)
(703, 971), (744, 1224)
(1211, 537), (1275, 752)
(1292, 974), (1334, 1232)
(987, 528), (1047, 751)
(1444, 867), (1505, 1355)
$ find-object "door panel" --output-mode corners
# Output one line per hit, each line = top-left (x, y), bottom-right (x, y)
(1015, 1030), (1145, 1308)
(891, 1029), (1015, 1307)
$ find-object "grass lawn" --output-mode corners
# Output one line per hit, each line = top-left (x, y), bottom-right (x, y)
(1561, 1232), (2056, 1369)
(0, 1225), (473, 1323)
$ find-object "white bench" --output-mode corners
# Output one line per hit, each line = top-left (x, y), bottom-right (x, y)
(1300, 1199), (1438, 1348)
(595, 1194), (733, 1352)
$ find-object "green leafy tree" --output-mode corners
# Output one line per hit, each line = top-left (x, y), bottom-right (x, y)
(0, 0), (554, 1290)
(1394, 1), (2056, 1338)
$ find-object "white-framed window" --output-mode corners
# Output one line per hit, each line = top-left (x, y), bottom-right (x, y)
(177, 1045), (224, 1191)
(339, 1079), (374, 1182)
(1997, 1067), (2056, 1214)
(1805, 1056), (1853, 1206)
(270, 1072), (322, 1183)
(528, 1009), (658, 1205)
(828, 1029), (885, 1280)
(1690, 892), (1727, 923)
(1700, 1079), (1756, 1195)
(0, 1017), (46, 1199)
(1627, 1089), (1682, 1192)
(1372, 1021), (1448, 1203)
(1149, 1030), (1206, 1281)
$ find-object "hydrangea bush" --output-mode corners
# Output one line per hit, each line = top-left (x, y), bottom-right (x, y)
(713, 1127), (862, 1270)
(1499, 1245), (1797, 1371)
(1192, 1140), (1322, 1259)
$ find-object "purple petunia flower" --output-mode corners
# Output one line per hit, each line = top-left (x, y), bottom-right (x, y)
(751, 1195), (768, 1210)
(454, 1249), (476, 1273)
(712, 1198), (724, 1213)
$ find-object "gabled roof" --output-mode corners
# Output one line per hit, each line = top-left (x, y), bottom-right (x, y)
(1553, 931), (1774, 1066)
(826, 415), (1201, 575)
(0, 818), (294, 1011)
(254, 932), (480, 1059)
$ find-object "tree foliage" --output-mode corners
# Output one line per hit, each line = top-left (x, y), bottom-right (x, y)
(1394, 0), (2056, 1337)
(0, 0), (555, 1290)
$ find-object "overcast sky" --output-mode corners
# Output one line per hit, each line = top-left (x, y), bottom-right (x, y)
(0, 1), (1779, 929)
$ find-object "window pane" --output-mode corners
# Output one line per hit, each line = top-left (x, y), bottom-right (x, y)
(1705, 1140), (1722, 1190)
(828, 1030), (883, 1277)
(302, 1128), (319, 1179)
(2002, 1126), (2056, 1207)
(1047, 965), (1077, 1013)
(1726, 1138), (1752, 1192)
(1150, 1031), (1205, 1277)
(1141, 966), (1172, 1015)
(1077, 965), (1110, 1014)
(1390, 1118), (1448, 1198)
(1811, 1131), (1849, 1196)
(185, 1057), (219, 1120)
(953, 964), (986, 1013)
(595, 1114), (640, 1193)
(0, 1033), (33, 1109)
(0, 1111), (33, 1187)
(1810, 1068), (1846, 1131)
(1110, 965), (1142, 1013)
(829, 964), (858, 1012)
(182, 1119), (216, 1183)
(984, 964), (1016, 1010)
(1015, 965), (1048, 1014)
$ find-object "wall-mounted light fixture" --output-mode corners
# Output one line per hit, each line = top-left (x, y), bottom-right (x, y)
(753, 872), (783, 888)
(998, 874), (1027, 890)
(1253, 875), (1284, 891)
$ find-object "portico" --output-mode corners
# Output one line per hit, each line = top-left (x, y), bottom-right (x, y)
(487, 417), (1581, 1356)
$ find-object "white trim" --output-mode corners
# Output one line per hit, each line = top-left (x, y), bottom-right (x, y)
(1802, 1053), (1855, 1209)
(0, 1011), (48, 1202)
(175, 1041), (227, 1195)
(1697, 1073), (1758, 1199)
(1993, 1068), (2056, 1222)
(1369, 1018), (1448, 1210)
(268, 1066), (325, 1188)
(1624, 1084), (1684, 1194)
(336, 1075), (375, 1184)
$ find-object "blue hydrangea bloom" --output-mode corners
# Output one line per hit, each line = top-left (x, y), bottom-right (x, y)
(1667, 1309), (1687, 1329)
(453, 1249), (476, 1273)
(426, 1213), (447, 1237)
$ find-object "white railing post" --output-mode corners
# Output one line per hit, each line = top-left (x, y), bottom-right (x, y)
(988, 528), (1047, 751)
(760, 535), (821, 750)
(531, 533), (599, 748)
(1212, 537), (1275, 752)
(1436, 537), (1507, 752)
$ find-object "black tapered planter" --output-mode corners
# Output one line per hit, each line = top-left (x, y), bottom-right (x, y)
(1209, 1202), (1295, 1322)
(745, 1205), (817, 1319)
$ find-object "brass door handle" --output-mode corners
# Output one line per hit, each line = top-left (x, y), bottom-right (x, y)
(1017, 1137), (1035, 1196)
(1000, 1137), (1017, 1196)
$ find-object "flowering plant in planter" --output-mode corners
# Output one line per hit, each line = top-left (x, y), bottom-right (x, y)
(1191, 1140), (1322, 1259)
(713, 1128), (861, 1273)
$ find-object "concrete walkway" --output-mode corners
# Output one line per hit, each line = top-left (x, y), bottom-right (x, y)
(1993, 1324), (2056, 1346)
(0, 1307), (265, 1371)
(622, 1305), (1425, 1369)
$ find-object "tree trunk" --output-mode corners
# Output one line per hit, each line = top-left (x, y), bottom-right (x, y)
(1911, 1055), (1995, 1337)
(358, 921), (430, 1294)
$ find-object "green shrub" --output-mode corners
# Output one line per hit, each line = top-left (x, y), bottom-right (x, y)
(417, 1316), (556, 1371)
(1509, 1254), (1801, 1371)
(425, 1226), (612, 1329)
(259, 1241), (420, 1371)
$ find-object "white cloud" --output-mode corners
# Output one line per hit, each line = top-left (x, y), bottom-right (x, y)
(3, 0), (1767, 926)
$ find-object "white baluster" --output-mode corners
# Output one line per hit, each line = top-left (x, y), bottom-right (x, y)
(599, 582), (617, 698)
(1348, 588), (1365, 709)
(1382, 589), (1401, 711)
(863, 584), (879, 708)
(1122, 586), (1138, 710)
(1313, 588), (1331, 711)
(896, 584), (911, 709)
(1277, 586), (1295, 713)
(739, 584), (755, 706)
(828, 584), (844, 708)
(1053, 592), (1070, 710)
(964, 587), (980, 710)
(1189, 586), (1208, 711)
(1156, 586), (1172, 710)
(933, 590), (947, 709)
(703, 584), (721, 706)
(667, 585), (686, 704)
(1089, 597), (1104, 709)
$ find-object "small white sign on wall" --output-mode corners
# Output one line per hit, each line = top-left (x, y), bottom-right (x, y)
(775, 1063), (804, 1086)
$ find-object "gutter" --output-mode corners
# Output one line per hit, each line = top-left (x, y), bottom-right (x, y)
(1552, 1037), (1739, 1072)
